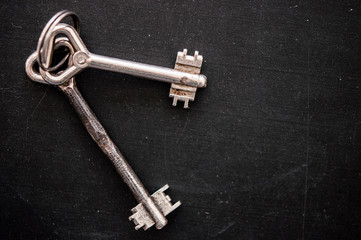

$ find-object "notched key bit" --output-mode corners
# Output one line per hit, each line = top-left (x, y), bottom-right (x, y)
(170, 49), (204, 108)
(129, 184), (181, 230)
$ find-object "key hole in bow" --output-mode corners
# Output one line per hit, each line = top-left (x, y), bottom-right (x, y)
(46, 43), (72, 73)
(31, 45), (72, 77)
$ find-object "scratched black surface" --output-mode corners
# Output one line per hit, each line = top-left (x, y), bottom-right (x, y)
(1, 1), (361, 239)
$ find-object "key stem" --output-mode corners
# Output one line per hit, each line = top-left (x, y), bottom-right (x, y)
(58, 78), (168, 229)
(88, 53), (207, 88)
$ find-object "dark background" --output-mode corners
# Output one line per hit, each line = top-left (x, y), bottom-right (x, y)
(1, 1), (361, 239)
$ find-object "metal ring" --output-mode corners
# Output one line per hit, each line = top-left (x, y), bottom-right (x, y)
(36, 10), (80, 71)
(27, 37), (76, 84)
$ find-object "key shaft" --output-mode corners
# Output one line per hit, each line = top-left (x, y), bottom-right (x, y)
(86, 53), (206, 88)
(59, 78), (168, 229)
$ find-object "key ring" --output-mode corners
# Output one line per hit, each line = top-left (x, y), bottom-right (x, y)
(36, 10), (79, 71)
(27, 36), (76, 84)
(38, 23), (89, 85)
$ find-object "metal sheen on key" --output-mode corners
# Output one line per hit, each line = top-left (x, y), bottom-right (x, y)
(27, 37), (179, 231)
(37, 10), (206, 108)
(25, 10), (207, 231)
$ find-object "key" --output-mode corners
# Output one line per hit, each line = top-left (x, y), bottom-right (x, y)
(26, 37), (181, 230)
(37, 11), (207, 108)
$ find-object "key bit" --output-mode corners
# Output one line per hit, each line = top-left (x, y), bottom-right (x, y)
(169, 49), (204, 108)
(129, 184), (181, 230)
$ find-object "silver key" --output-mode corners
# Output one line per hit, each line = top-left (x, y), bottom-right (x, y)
(26, 37), (181, 230)
(37, 11), (207, 108)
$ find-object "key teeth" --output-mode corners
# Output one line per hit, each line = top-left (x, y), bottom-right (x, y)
(156, 184), (169, 192)
(171, 96), (191, 108)
(172, 97), (178, 107)
(176, 49), (203, 68)
(129, 184), (181, 231)
(184, 100), (189, 109)
(194, 51), (199, 60)
(172, 201), (182, 211)
(183, 49), (188, 56)
(170, 49), (203, 108)
(151, 184), (181, 216)
(169, 83), (196, 108)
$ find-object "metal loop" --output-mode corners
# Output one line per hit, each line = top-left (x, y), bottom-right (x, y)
(26, 37), (75, 84)
(37, 23), (89, 85)
(36, 10), (79, 71)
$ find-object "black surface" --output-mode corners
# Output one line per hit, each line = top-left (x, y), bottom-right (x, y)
(1, 1), (361, 239)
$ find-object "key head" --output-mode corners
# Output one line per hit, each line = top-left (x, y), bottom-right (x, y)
(26, 37), (77, 85)
(38, 23), (90, 85)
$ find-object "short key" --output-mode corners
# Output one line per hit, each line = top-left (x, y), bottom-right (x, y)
(26, 38), (181, 230)
(39, 22), (207, 108)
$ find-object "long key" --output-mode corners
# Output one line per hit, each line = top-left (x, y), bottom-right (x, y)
(38, 15), (207, 108)
(26, 38), (181, 230)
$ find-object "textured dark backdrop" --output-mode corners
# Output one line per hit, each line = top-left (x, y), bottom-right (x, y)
(1, 1), (361, 239)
